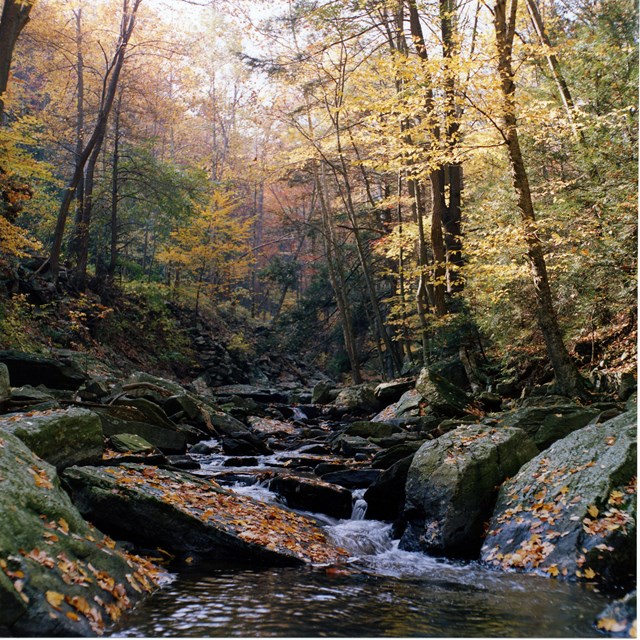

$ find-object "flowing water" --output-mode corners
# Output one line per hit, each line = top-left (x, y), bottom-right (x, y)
(111, 445), (615, 637)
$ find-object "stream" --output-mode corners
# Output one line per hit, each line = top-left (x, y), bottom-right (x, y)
(111, 446), (613, 637)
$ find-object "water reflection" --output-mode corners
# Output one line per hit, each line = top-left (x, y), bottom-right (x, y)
(113, 560), (608, 637)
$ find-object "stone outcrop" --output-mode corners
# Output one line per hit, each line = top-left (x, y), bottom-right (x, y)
(0, 408), (103, 471)
(0, 432), (161, 637)
(0, 350), (88, 390)
(62, 464), (348, 567)
(400, 425), (539, 556)
(415, 368), (471, 417)
(481, 411), (637, 589)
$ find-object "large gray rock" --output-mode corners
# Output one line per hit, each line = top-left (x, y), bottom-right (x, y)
(374, 378), (416, 405)
(497, 404), (600, 450)
(208, 411), (272, 455)
(481, 411), (637, 590)
(0, 350), (88, 390)
(341, 421), (403, 439)
(0, 363), (9, 406)
(415, 367), (471, 417)
(62, 464), (347, 567)
(0, 408), (103, 471)
(0, 431), (160, 636)
(400, 425), (539, 556)
(334, 384), (380, 413)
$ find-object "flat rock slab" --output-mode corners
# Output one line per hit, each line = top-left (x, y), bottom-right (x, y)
(0, 350), (88, 390)
(0, 431), (161, 637)
(401, 425), (539, 556)
(481, 411), (637, 589)
(247, 416), (298, 437)
(63, 464), (348, 567)
(0, 408), (103, 471)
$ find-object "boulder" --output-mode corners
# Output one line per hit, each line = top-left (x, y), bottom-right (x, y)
(374, 378), (416, 405)
(113, 397), (177, 431)
(0, 408), (103, 471)
(371, 441), (423, 469)
(415, 368), (471, 417)
(595, 591), (637, 637)
(0, 432), (160, 636)
(269, 474), (353, 519)
(373, 389), (423, 422)
(497, 404), (600, 450)
(0, 350), (87, 390)
(247, 416), (297, 438)
(319, 469), (382, 489)
(77, 379), (110, 402)
(330, 434), (381, 457)
(62, 464), (347, 567)
(400, 425), (539, 556)
(341, 421), (403, 439)
(163, 394), (201, 421)
(207, 411), (272, 456)
(97, 412), (187, 454)
(618, 372), (637, 402)
(334, 384), (380, 413)
(110, 433), (157, 454)
(481, 412), (637, 589)
(312, 381), (334, 405)
(0, 363), (10, 407)
(364, 455), (415, 521)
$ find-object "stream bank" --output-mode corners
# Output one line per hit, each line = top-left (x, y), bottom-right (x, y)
(0, 348), (636, 636)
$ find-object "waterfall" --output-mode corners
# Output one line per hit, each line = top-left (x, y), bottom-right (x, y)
(350, 488), (368, 520)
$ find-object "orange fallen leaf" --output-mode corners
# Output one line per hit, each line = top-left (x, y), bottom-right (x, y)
(587, 505), (599, 518)
(45, 591), (65, 610)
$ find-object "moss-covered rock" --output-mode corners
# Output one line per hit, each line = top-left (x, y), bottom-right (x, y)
(481, 411), (637, 589)
(400, 425), (539, 556)
(0, 432), (161, 636)
(0, 408), (103, 471)
(497, 404), (600, 450)
(415, 368), (471, 417)
(62, 464), (348, 567)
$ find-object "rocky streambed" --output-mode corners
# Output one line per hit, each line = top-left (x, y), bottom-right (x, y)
(0, 349), (636, 636)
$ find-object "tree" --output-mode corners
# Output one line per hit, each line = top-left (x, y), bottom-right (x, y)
(492, 0), (584, 395)
(0, 0), (35, 124)
(48, 0), (143, 288)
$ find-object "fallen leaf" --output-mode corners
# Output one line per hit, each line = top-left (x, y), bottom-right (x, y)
(583, 567), (597, 579)
(587, 505), (599, 518)
(597, 617), (626, 633)
(45, 591), (65, 610)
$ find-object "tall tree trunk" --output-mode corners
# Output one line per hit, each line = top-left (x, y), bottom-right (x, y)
(49, 0), (143, 286)
(0, 0), (34, 124)
(494, 0), (584, 396)
(108, 93), (122, 278)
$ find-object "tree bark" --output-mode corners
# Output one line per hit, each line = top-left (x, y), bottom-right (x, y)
(494, 0), (584, 396)
(0, 0), (34, 124)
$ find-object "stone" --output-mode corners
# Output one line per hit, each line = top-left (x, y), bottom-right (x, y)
(400, 425), (539, 556)
(364, 455), (415, 522)
(330, 434), (381, 457)
(371, 441), (423, 469)
(341, 421), (403, 439)
(595, 591), (637, 637)
(481, 411), (637, 590)
(334, 384), (380, 413)
(97, 412), (187, 454)
(415, 367), (471, 417)
(114, 397), (177, 430)
(0, 408), (103, 471)
(211, 384), (289, 404)
(77, 379), (110, 402)
(477, 391), (502, 412)
(269, 474), (353, 519)
(0, 350), (87, 390)
(62, 464), (347, 566)
(312, 381), (334, 404)
(497, 404), (600, 450)
(207, 411), (272, 456)
(0, 363), (10, 406)
(374, 378), (416, 404)
(163, 394), (201, 421)
(319, 469), (382, 489)
(0, 432), (160, 636)
(618, 372), (637, 402)
(110, 433), (156, 454)
(247, 416), (297, 437)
